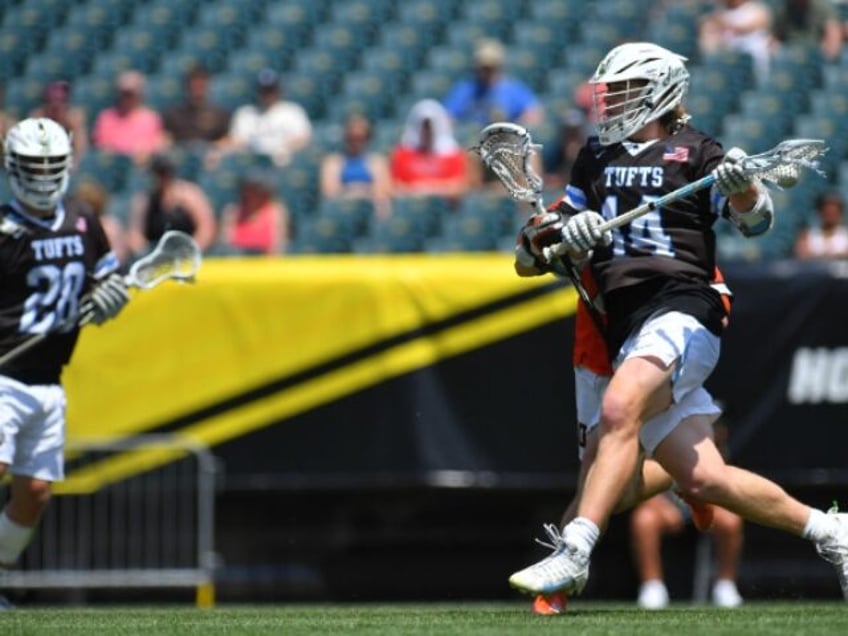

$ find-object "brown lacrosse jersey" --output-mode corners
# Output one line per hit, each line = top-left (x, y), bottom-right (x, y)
(0, 199), (115, 384)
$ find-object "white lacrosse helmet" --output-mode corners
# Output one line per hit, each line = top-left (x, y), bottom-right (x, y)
(589, 42), (690, 146)
(4, 117), (73, 211)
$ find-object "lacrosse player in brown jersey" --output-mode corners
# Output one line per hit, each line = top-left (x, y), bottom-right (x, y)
(0, 118), (129, 601)
(508, 42), (848, 602)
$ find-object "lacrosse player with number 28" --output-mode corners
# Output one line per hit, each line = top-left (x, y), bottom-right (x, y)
(508, 42), (848, 603)
(0, 118), (129, 592)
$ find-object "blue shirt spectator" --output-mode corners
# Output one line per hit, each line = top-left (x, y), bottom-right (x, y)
(443, 38), (544, 127)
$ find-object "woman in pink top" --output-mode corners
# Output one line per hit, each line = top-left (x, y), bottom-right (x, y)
(390, 99), (468, 203)
(219, 171), (289, 255)
(92, 70), (167, 164)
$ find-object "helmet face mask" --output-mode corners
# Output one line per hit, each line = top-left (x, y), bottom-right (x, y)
(4, 117), (72, 211)
(589, 42), (690, 146)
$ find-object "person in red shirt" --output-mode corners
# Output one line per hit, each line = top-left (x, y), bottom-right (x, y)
(389, 99), (469, 203)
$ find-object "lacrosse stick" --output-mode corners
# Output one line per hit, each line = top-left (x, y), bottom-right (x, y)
(595, 137), (829, 235)
(472, 122), (601, 320)
(0, 230), (202, 368)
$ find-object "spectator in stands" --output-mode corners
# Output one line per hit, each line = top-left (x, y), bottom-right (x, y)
(772, 0), (843, 62)
(127, 154), (216, 257)
(69, 178), (129, 266)
(223, 68), (312, 167)
(218, 169), (289, 255)
(0, 84), (16, 164)
(631, 422), (744, 609)
(30, 80), (88, 167)
(443, 38), (544, 127)
(699, 0), (774, 85)
(320, 113), (392, 219)
(162, 64), (231, 148)
(91, 70), (168, 164)
(390, 99), (469, 203)
(794, 191), (848, 260)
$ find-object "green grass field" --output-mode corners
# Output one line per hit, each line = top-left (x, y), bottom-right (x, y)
(0, 602), (847, 635)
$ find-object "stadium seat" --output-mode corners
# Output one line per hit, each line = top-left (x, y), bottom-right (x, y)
(408, 69), (457, 103)
(174, 26), (242, 74)
(527, 0), (583, 40)
(457, 193), (518, 239)
(311, 24), (367, 73)
(391, 196), (449, 239)
(0, 31), (31, 80)
(376, 24), (434, 67)
(504, 46), (548, 94)
(75, 150), (133, 194)
(3, 76), (46, 120)
(23, 51), (87, 85)
(353, 214), (428, 254)
(207, 73), (252, 113)
(283, 70), (335, 120)
(290, 216), (353, 254)
(721, 114), (783, 153)
(444, 21), (492, 51)
(316, 197), (374, 238)
(265, 1), (323, 43)
(328, 0), (394, 42)
(144, 73), (184, 112)
(437, 214), (501, 252)
(106, 28), (169, 75)
(737, 91), (796, 137)
(396, 1), (452, 42)
(339, 70), (402, 120)
(426, 46), (471, 79)
(239, 24), (310, 71)
(69, 74), (115, 122)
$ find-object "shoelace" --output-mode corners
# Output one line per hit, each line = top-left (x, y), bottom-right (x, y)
(534, 523), (566, 552)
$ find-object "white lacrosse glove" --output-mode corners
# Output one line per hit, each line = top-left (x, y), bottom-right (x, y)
(560, 211), (613, 255)
(80, 273), (130, 326)
(521, 211), (566, 261)
(713, 147), (752, 196)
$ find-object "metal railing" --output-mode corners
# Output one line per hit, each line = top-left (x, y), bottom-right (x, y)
(2, 435), (217, 607)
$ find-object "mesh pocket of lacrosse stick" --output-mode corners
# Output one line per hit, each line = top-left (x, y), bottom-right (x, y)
(127, 230), (202, 289)
(744, 138), (828, 188)
(473, 122), (544, 203)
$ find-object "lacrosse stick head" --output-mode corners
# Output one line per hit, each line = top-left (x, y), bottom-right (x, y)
(126, 230), (202, 290)
(472, 122), (544, 204)
(742, 139), (829, 188)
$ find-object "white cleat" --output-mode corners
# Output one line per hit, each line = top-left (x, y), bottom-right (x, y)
(509, 524), (590, 596)
(815, 506), (848, 600)
(637, 580), (670, 609)
(711, 579), (743, 608)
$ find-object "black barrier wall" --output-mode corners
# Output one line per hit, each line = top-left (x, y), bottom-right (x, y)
(206, 260), (848, 601)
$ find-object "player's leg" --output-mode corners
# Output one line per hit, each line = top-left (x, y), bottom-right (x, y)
(709, 507), (744, 607)
(631, 494), (684, 609)
(653, 415), (848, 599)
(0, 382), (65, 569)
(0, 475), (51, 568)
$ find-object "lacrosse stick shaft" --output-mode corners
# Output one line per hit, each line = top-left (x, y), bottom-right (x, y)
(597, 138), (826, 233)
(598, 173), (715, 233)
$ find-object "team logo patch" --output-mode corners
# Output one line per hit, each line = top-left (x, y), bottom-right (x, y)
(662, 146), (689, 162)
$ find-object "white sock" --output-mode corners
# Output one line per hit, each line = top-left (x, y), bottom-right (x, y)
(563, 517), (600, 555)
(0, 510), (34, 565)
(803, 508), (838, 543)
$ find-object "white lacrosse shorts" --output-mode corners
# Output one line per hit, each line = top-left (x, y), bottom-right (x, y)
(574, 364), (720, 457)
(0, 376), (66, 481)
(614, 310), (722, 454)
